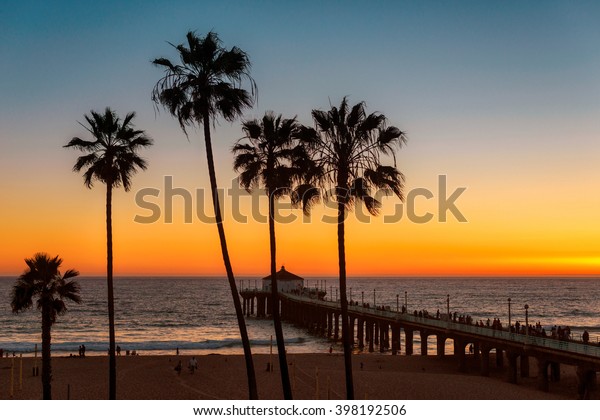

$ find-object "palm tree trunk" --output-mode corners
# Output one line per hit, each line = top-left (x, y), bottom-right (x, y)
(337, 198), (354, 399)
(41, 305), (52, 400)
(106, 181), (117, 400)
(268, 191), (293, 399)
(202, 110), (258, 399)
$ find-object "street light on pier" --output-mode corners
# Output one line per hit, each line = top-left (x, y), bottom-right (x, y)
(447, 294), (450, 319)
(508, 298), (512, 332)
(396, 294), (399, 313)
(361, 291), (364, 306)
(350, 287), (352, 303)
(524, 304), (529, 340)
(373, 289), (376, 307)
(404, 291), (407, 312)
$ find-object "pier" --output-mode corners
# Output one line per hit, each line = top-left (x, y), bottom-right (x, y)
(240, 287), (600, 398)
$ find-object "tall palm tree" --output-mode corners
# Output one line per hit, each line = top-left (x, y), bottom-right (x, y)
(152, 31), (258, 399)
(64, 108), (152, 400)
(233, 112), (307, 399)
(299, 97), (407, 399)
(11, 253), (81, 400)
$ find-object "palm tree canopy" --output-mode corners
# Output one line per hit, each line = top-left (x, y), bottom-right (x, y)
(233, 112), (309, 199)
(152, 31), (257, 133)
(11, 253), (81, 324)
(64, 108), (153, 191)
(299, 97), (407, 215)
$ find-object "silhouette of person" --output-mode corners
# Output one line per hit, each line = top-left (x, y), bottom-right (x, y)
(188, 357), (198, 373)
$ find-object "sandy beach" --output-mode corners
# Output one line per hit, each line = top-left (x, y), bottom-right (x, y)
(0, 353), (583, 400)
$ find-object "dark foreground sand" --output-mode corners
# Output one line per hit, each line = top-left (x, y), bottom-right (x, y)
(0, 353), (585, 400)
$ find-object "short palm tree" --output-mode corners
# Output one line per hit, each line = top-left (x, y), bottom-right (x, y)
(152, 31), (258, 399)
(64, 108), (152, 400)
(11, 253), (81, 400)
(233, 112), (306, 399)
(299, 97), (407, 399)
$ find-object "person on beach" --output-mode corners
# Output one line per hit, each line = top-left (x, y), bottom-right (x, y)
(583, 330), (589, 344)
(117, 345), (121, 356)
(175, 360), (182, 375)
(188, 357), (198, 373)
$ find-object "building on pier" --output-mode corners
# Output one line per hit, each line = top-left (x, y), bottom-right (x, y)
(262, 266), (304, 292)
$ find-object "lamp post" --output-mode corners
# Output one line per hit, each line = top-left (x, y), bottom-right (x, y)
(335, 288), (338, 302)
(447, 294), (450, 320)
(330, 285), (333, 302)
(508, 298), (512, 332)
(373, 289), (376, 307)
(350, 287), (352, 303)
(361, 291), (364, 306)
(524, 304), (529, 339)
(404, 291), (407, 312)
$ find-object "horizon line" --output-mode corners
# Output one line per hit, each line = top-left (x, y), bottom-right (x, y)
(1, 273), (600, 279)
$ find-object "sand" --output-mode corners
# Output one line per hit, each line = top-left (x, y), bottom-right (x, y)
(0, 352), (583, 400)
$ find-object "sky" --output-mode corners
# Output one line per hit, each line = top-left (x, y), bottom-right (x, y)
(1, 0), (600, 277)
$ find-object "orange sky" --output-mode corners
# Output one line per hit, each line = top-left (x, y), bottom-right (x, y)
(2, 145), (599, 277)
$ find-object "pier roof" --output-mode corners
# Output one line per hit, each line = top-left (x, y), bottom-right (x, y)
(262, 266), (303, 281)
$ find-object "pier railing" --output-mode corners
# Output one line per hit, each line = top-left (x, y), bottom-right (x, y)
(281, 292), (600, 359)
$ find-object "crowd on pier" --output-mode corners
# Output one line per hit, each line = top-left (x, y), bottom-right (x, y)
(345, 298), (596, 346)
(297, 288), (595, 346)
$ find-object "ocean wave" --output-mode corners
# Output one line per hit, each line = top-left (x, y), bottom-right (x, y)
(0, 337), (308, 354)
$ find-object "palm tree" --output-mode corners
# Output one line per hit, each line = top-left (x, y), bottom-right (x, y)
(152, 31), (258, 399)
(299, 97), (407, 399)
(64, 108), (152, 400)
(233, 112), (307, 399)
(11, 253), (81, 400)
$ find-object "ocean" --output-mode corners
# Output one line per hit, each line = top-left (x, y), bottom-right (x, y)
(1, 276), (599, 356)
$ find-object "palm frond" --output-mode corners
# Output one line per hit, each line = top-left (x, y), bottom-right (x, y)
(364, 166), (405, 200)
(11, 254), (81, 321)
(304, 98), (407, 215)
(66, 108), (152, 191)
(291, 183), (321, 216)
(152, 31), (256, 133)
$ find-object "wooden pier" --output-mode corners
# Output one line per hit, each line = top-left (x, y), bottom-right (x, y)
(240, 288), (600, 398)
